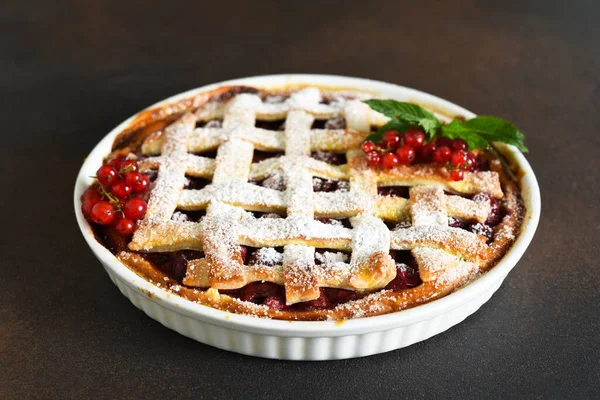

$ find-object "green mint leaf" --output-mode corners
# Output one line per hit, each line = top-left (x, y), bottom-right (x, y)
(362, 99), (528, 153)
(362, 99), (441, 139)
(363, 118), (411, 143)
(462, 116), (528, 152)
(441, 120), (489, 150)
(418, 117), (442, 139)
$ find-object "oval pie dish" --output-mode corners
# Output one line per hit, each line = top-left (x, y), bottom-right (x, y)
(74, 74), (540, 360)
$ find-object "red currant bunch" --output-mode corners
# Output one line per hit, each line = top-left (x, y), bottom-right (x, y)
(426, 137), (478, 181)
(361, 130), (481, 181)
(361, 128), (425, 169)
(81, 157), (151, 236)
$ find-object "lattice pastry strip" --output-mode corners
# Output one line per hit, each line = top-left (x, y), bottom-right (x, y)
(406, 186), (481, 282)
(199, 202), (247, 289)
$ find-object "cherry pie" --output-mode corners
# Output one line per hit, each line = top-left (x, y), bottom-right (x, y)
(83, 85), (524, 320)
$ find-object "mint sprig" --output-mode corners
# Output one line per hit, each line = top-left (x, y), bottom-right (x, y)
(362, 99), (528, 152)
(363, 99), (441, 139)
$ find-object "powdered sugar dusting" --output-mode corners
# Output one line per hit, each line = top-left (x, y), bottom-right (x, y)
(392, 225), (487, 261)
(446, 194), (490, 223)
(139, 113), (195, 223)
(349, 214), (390, 265)
(316, 251), (349, 264)
(127, 85), (520, 318)
(252, 247), (284, 265)
(410, 186), (448, 226)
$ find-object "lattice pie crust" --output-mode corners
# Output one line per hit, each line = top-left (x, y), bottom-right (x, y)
(99, 85), (523, 320)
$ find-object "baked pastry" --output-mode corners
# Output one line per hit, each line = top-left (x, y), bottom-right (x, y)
(80, 85), (525, 320)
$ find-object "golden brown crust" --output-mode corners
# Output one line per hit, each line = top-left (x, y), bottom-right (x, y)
(117, 251), (474, 320)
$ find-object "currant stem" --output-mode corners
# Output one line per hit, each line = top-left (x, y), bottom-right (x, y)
(97, 181), (123, 210)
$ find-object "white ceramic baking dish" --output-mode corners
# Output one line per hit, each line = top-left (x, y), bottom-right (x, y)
(74, 74), (540, 360)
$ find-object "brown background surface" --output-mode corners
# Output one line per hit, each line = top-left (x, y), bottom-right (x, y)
(2, 0), (599, 399)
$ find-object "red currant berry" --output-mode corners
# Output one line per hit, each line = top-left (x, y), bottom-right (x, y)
(436, 137), (452, 148)
(432, 146), (452, 163)
(450, 169), (465, 181)
(81, 186), (102, 202)
(403, 129), (425, 149)
(108, 158), (125, 171)
(450, 138), (467, 152)
(91, 201), (115, 225)
(115, 218), (135, 236)
(361, 141), (376, 153)
(97, 165), (117, 186)
(124, 171), (143, 187)
(420, 141), (437, 162)
(123, 197), (147, 221)
(81, 198), (97, 218)
(382, 130), (402, 149)
(111, 181), (132, 198)
(381, 152), (399, 169)
(451, 150), (467, 167)
(112, 210), (123, 224)
(366, 151), (381, 167)
(465, 152), (477, 171)
(133, 174), (150, 193)
(395, 145), (416, 165)
(121, 160), (138, 173)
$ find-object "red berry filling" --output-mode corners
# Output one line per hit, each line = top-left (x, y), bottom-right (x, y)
(252, 150), (284, 163)
(141, 250), (205, 281)
(377, 186), (410, 197)
(255, 119), (286, 131)
(312, 178), (350, 192)
(385, 250), (422, 290)
(311, 151), (346, 165)
(248, 174), (287, 191)
(184, 176), (211, 190)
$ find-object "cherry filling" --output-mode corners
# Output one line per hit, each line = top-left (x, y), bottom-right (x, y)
(294, 289), (334, 311)
(311, 117), (346, 130)
(312, 177), (350, 192)
(474, 157), (490, 172)
(255, 119), (286, 131)
(448, 193), (505, 242)
(191, 149), (218, 158)
(248, 174), (286, 191)
(240, 282), (285, 305)
(377, 186), (410, 197)
(316, 218), (352, 229)
(132, 244), (420, 311)
(141, 250), (204, 281)
(385, 250), (422, 290)
(386, 220), (412, 231)
(226, 246), (358, 310)
(251, 211), (286, 219)
(252, 150), (284, 163)
(311, 151), (346, 165)
(171, 210), (206, 223)
(184, 176), (211, 190)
